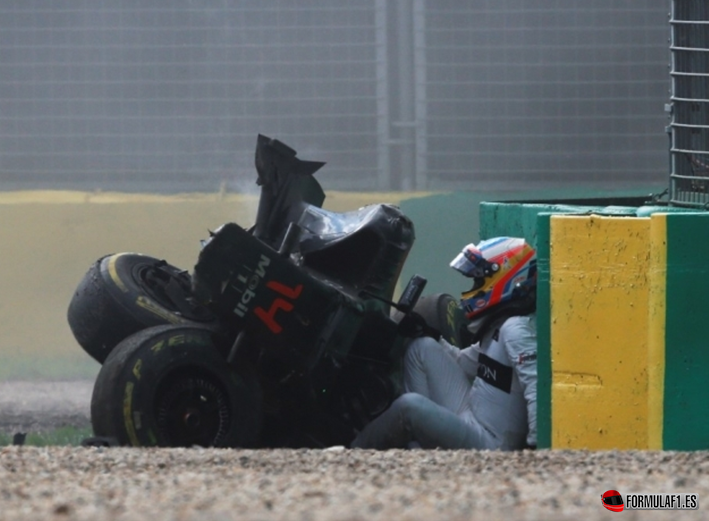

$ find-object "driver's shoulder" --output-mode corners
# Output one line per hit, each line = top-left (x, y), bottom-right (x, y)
(498, 313), (537, 338)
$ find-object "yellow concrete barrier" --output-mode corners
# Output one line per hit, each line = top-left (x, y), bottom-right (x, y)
(550, 215), (651, 449)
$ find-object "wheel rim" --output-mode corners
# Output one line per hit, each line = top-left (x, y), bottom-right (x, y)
(134, 261), (214, 322)
(154, 369), (231, 447)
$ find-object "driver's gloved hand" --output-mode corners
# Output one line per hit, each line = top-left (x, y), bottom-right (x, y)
(398, 312), (441, 341)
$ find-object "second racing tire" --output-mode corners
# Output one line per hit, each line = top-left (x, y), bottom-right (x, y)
(90, 324), (263, 448)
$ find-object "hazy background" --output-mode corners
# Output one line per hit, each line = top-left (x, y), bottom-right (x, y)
(0, 0), (671, 194)
(0, 1), (675, 381)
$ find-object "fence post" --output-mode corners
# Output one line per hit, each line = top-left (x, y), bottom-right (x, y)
(413, 0), (428, 191)
(375, 0), (392, 191)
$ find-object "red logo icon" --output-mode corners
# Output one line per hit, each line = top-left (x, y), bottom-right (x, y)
(601, 490), (624, 512)
(254, 280), (303, 334)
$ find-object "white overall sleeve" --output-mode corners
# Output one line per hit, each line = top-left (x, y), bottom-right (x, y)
(499, 314), (538, 447)
(438, 337), (479, 381)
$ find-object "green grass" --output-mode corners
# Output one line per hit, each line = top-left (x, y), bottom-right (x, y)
(0, 426), (94, 447)
(0, 354), (99, 381)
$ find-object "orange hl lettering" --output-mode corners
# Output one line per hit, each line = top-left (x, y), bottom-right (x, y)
(254, 281), (303, 334)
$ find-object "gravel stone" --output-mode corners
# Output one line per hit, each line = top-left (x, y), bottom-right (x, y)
(1, 446), (708, 520)
(1, 381), (707, 520)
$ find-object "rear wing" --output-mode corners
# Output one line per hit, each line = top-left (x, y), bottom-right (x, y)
(252, 134), (326, 249)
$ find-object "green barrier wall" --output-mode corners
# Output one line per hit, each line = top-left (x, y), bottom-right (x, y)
(663, 213), (709, 450)
(535, 213), (553, 449)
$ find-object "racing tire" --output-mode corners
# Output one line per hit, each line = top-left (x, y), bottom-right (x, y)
(90, 324), (263, 448)
(67, 253), (219, 364)
(411, 293), (472, 347)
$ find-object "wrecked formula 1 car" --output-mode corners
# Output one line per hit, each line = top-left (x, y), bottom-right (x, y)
(67, 135), (468, 448)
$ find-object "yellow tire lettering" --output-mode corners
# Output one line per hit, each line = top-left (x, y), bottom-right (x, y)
(150, 340), (165, 354)
(446, 300), (459, 346)
(446, 300), (457, 329)
(168, 334), (185, 346)
(123, 382), (140, 446)
(135, 296), (184, 324)
(132, 359), (142, 380)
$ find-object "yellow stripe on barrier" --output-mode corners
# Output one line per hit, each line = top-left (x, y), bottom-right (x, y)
(647, 214), (667, 450)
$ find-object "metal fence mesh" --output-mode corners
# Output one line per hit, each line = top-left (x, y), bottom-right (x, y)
(0, 1), (672, 193)
(423, 0), (671, 190)
(0, 0), (382, 192)
(669, 0), (709, 207)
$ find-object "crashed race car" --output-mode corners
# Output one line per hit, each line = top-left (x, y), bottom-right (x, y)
(67, 135), (469, 448)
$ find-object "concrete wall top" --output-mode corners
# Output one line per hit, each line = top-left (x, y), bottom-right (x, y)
(480, 200), (700, 247)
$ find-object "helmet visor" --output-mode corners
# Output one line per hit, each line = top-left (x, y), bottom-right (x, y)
(450, 247), (487, 278)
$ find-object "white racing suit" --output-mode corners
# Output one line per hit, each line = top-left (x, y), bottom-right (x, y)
(350, 313), (537, 450)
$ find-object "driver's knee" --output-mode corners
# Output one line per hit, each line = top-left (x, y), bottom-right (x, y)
(405, 336), (443, 366)
(392, 392), (432, 423)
